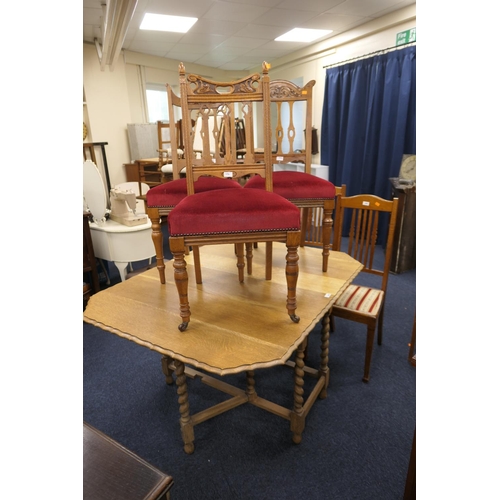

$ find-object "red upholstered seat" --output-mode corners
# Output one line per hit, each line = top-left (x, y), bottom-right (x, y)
(147, 177), (241, 208)
(245, 171), (336, 200)
(169, 188), (300, 236)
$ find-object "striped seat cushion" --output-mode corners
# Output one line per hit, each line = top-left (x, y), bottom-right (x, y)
(333, 285), (384, 316)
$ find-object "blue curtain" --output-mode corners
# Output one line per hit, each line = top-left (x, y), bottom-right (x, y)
(321, 45), (416, 199)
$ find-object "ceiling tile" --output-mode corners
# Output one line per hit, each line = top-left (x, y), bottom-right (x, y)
(83, 0), (416, 69)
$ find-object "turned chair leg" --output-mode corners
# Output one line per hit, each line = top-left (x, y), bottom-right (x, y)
(265, 241), (273, 280)
(285, 232), (301, 323)
(322, 200), (334, 273)
(300, 208), (309, 247)
(148, 208), (166, 284)
(245, 243), (253, 275)
(192, 246), (202, 284)
(377, 305), (386, 345)
(235, 243), (245, 282)
(170, 236), (191, 332)
(363, 325), (376, 383)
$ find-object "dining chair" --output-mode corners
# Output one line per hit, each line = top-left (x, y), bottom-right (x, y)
(302, 184), (346, 248)
(157, 120), (174, 181)
(147, 84), (243, 285)
(329, 193), (399, 382)
(244, 79), (336, 276)
(167, 61), (302, 332)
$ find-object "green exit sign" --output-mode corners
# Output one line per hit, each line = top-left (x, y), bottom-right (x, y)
(396, 28), (416, 46)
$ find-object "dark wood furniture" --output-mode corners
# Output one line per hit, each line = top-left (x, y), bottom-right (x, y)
(330, 193), (399, 382)
(404, 429), (416, 499)
(83, 243), (363, 454)
(83, 143), (96, 163)
(83, 422), (173, 500)
(136, 158), (163, 190)
(125, 161), (171, 199)
(83, 142), (111, 195)
(389, 177), (416, 273)
(408, 313), (416, 366)
(124, 161), (140, 183)
(404, 315), (416, 499)
(83, 212), (99, 308)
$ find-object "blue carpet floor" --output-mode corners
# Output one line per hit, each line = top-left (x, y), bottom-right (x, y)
(84, 231), (416, 499)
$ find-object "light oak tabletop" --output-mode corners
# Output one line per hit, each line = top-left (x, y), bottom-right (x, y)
(84, 243), (362, 375)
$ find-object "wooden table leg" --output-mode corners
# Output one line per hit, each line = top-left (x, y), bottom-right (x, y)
(161, 355), (174, 385)
(174, 360), (195, 454)
(290, 340), (306, 444)
(319, 311), (330, 399)
(246, 370), (257, 402)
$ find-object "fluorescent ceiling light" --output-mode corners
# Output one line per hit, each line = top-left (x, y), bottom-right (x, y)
(140, 13), (198, 33)
(275, 28), (333, 43)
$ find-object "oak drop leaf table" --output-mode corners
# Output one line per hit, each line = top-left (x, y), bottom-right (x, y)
(84, 243), (363, 453)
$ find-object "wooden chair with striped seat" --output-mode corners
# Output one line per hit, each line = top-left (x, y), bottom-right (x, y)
(329, 193), (399, 382)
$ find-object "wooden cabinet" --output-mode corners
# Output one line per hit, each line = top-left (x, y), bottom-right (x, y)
(124, 162), (140, 183)
(83, 422), (173, 499)
(124, 160), (163, 198)
(389, 178), (416, 274)
(136, 159), (164, 188)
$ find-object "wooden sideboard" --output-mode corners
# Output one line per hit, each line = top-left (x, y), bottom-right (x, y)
(389, 178), (416, 274)
(83, 422), (173, 499)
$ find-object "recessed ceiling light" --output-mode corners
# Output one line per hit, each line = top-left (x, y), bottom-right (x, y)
(140, 13), (198, 33)
(275, 28), (333, 43)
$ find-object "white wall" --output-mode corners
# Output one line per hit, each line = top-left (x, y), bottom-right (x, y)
(83, 44), (134, 186)
(83, 4), (416, 184)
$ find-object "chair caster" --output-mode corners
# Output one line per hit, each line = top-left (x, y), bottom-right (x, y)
(289, 314), (300, 323)
(178, 322), (189, 332)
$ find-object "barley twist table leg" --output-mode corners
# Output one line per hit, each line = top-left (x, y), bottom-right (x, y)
(161, 355), (174, 385)
(174, 360), (195, 454)
(319, 312), (331, 399)
(290, 340), (306, 444)
(246, 370), (256, 402)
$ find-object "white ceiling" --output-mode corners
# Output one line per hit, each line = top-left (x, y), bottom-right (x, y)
(83, 0), (415, 71)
